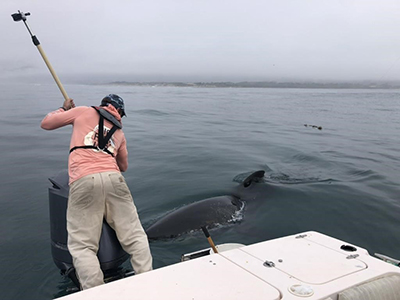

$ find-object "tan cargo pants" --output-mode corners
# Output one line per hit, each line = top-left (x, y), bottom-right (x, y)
(67, 171), (153, 290)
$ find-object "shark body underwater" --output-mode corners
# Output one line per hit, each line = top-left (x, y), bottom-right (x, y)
(145, 170), (266, 239)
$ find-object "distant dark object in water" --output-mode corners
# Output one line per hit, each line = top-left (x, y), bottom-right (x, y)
(304, 124), (322, 130)
(145, 170), (266, 239)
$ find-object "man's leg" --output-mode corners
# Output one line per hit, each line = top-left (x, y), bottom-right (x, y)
(67, 173), (105, 289)
(103, 172), (153, 274)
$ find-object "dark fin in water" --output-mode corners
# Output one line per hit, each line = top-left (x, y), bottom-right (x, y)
(243, 170), (265, 188)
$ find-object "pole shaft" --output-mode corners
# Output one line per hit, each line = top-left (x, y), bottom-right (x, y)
(207, 237), (218, 253)
(36, 44), (69, 101)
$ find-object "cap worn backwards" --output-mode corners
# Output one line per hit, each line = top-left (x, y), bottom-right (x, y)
(101, 94), (126, 117)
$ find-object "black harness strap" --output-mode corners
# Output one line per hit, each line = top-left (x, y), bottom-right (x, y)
(69, 107), (122, 157)
(69, 144), (115, 156)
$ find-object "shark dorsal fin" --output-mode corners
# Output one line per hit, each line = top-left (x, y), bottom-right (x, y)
(243, 170), (265, 188)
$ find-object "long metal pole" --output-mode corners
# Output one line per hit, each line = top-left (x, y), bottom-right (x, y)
(35, 44), (69, 101)
(12, 11), (69, 101)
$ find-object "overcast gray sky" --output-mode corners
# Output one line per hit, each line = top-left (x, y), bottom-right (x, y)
(2, 0), (400, 83)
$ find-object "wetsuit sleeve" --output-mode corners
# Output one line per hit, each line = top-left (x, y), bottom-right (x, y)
(41, 107), (84, 130)
(116, 137), (128, 172)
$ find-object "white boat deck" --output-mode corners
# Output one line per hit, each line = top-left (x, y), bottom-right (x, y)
(59, 231), (400, 300)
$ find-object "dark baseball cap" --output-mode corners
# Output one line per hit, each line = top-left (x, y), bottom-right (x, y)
(101, 94), (126, 117)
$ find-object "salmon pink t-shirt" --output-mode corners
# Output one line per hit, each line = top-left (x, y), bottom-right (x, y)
(41, 105), (128, 185)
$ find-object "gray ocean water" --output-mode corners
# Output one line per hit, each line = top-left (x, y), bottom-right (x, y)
(0, 82), (399, 299)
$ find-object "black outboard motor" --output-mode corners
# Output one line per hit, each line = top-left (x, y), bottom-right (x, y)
(48, 170), (130, 288)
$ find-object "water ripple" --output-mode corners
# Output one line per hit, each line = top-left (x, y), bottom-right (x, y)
(133, 109), (169, 116)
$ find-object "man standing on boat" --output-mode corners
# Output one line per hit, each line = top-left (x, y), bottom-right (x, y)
(41, 94), (153, 290)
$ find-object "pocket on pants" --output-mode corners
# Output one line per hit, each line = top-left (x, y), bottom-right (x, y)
(69, 175), (95, 207)
(109, 173), (130, 197)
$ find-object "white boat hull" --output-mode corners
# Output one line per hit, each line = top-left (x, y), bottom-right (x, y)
(59, 231), (400, 300)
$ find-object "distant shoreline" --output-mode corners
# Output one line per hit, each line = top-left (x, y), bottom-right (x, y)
(105, 81), (400, 89)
